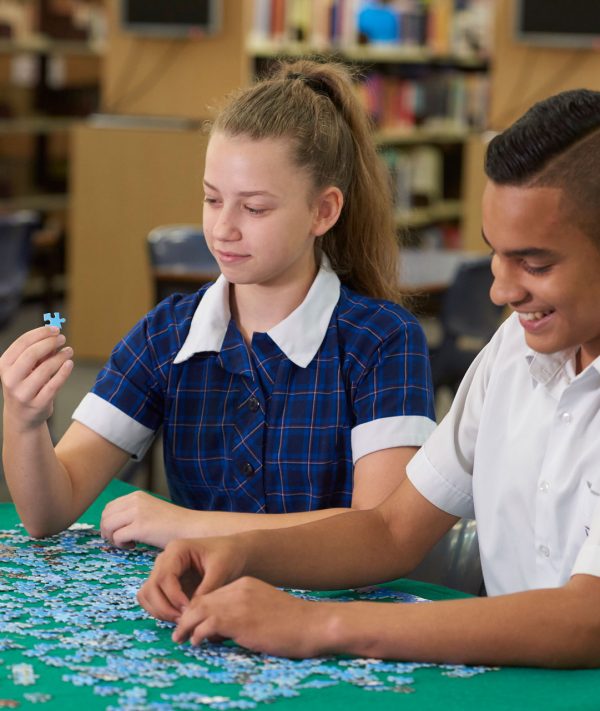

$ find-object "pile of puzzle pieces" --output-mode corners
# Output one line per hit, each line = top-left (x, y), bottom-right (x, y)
(0, 524), (497, 709)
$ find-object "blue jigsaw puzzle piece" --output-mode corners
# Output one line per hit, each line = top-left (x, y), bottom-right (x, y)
(43, 312), (66, 330)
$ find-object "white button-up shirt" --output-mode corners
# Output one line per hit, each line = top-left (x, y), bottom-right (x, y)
(407, 312), (600, 596)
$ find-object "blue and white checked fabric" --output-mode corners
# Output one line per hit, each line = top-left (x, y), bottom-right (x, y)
(73, 270), (435, 512)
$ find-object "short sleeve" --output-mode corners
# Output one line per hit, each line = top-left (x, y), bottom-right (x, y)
(350, 316), (436, 462)
(406, 331), (498, 518)
(90, 315), (166, 430)
(72, 295), (194, 456)
(572, 500), (600, 579)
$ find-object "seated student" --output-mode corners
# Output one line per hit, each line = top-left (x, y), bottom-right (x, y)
(137, 88), (600, 668)
(0, 59), (435, 549)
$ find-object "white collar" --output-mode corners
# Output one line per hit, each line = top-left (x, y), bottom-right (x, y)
(173, 257), (341, 368)
(525, 343), (600, 386)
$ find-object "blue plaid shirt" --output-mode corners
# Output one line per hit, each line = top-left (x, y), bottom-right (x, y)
(73, 263), (435, 512)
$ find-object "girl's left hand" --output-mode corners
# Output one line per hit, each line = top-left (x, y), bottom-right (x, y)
(172, 576), (330, 658)
(100, 491), (192, 549)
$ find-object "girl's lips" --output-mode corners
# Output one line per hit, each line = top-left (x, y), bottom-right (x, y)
(216, 250), (250, 263)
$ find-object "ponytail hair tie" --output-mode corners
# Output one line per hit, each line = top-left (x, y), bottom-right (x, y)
(286, 72), (336, 104)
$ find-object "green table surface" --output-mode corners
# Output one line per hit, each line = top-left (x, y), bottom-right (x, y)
(1, 479), (600, 710)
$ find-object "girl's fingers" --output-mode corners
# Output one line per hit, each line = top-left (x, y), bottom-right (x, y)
(0, 327), (61, 369)
(32, 358), (74, 407)
(17, 348), (73, 403)
(2, 334), (67, 388)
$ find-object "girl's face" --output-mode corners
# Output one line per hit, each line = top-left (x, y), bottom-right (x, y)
(202, 132), (337, 292)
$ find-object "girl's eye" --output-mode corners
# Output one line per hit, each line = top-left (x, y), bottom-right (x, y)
(245, 206), (267, 215)
(203, 196), (219, 205)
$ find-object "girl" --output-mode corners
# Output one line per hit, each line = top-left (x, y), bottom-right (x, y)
(0, 59), (435, 549)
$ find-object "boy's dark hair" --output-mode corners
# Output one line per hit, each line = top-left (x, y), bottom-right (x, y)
(485, 89), (600, 246)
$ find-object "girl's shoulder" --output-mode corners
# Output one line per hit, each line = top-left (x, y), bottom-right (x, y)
(336, 284), (424, 340)
(140, 285), (213, 347)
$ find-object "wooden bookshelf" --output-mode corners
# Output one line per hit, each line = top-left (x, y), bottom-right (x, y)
(247, 40), (488, 68)
(0, 37), (104, 56)
(247, 1), (491, 250)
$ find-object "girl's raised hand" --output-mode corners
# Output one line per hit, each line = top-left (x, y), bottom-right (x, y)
(0, 326), (74, 432)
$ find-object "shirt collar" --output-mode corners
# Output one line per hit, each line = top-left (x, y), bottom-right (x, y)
(173, 256), (341, 367)
(525, 344), (600, 386)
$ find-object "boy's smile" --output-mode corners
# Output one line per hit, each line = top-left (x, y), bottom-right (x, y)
(482, 182), (600, 372)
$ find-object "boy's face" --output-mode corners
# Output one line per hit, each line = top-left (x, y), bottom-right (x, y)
(483, 181), (600, 372)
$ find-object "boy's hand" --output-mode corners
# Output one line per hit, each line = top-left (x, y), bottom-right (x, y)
(101, 491), (194, 550)
(0, 326), (73, 431)
(137, 535), (248, 621)
(170, 577), (328, 658)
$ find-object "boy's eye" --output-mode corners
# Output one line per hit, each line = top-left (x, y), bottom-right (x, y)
(522, 261), (551, 275)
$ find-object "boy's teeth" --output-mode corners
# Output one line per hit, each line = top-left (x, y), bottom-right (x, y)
(522, 311), (550, 321)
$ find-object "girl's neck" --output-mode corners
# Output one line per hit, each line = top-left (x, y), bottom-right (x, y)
(230, 267), (318, 344)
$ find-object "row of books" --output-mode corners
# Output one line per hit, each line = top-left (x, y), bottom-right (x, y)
(250, 0), (493, 57)
(381, 145), (447, 211)
(358, 70), (489, 131)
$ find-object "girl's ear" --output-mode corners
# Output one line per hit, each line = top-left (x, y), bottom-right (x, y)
(312, 186), (344, 237)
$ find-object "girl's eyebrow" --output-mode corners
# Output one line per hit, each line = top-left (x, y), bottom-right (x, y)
(203, 179), (277, 198)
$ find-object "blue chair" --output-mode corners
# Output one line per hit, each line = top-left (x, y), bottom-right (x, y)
(147, 225), (220, 303)
(429, 257), (504, 396)
(0, 211), (41, 329)
(139, 225), (220, 491)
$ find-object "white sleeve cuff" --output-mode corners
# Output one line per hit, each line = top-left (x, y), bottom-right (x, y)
(572, 543), (600, 579)
(72, 392), (156, 460)
(406, 446), (475, 519)
(351, 415), (436, 464)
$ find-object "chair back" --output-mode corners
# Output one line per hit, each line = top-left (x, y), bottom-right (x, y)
(430, 257), (504, 394)
(407, 518), (485, 596)
(0, 210), (40, 328)
(441, 257), (503, 341)
(147, 225), (220, 302)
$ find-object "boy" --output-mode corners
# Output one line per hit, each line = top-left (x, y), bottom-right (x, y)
(137, 88), (600, 668)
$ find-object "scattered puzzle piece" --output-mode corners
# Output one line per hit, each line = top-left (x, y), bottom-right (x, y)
(43, 312), (66, 330)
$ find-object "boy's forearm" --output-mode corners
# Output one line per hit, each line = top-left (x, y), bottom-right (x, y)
(238, 508), (411, 591)
(323, 576), (600, 667)
(182, 506), (352, 539)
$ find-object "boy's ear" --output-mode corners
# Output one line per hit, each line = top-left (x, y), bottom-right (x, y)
(312, 186), (344, 237)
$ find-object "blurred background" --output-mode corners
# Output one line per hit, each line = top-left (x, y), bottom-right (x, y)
(1, 0), (599, 502)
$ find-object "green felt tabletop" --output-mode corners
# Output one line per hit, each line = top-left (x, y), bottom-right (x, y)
(1, 479), (600, 710)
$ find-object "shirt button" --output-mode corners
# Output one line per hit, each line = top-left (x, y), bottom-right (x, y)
(560, 411), (571, 423)
(248, 396), (260, 412)
(538, 544), (550, 558)
(539, 480), (550, 493)
(241, 461), (254, 476)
